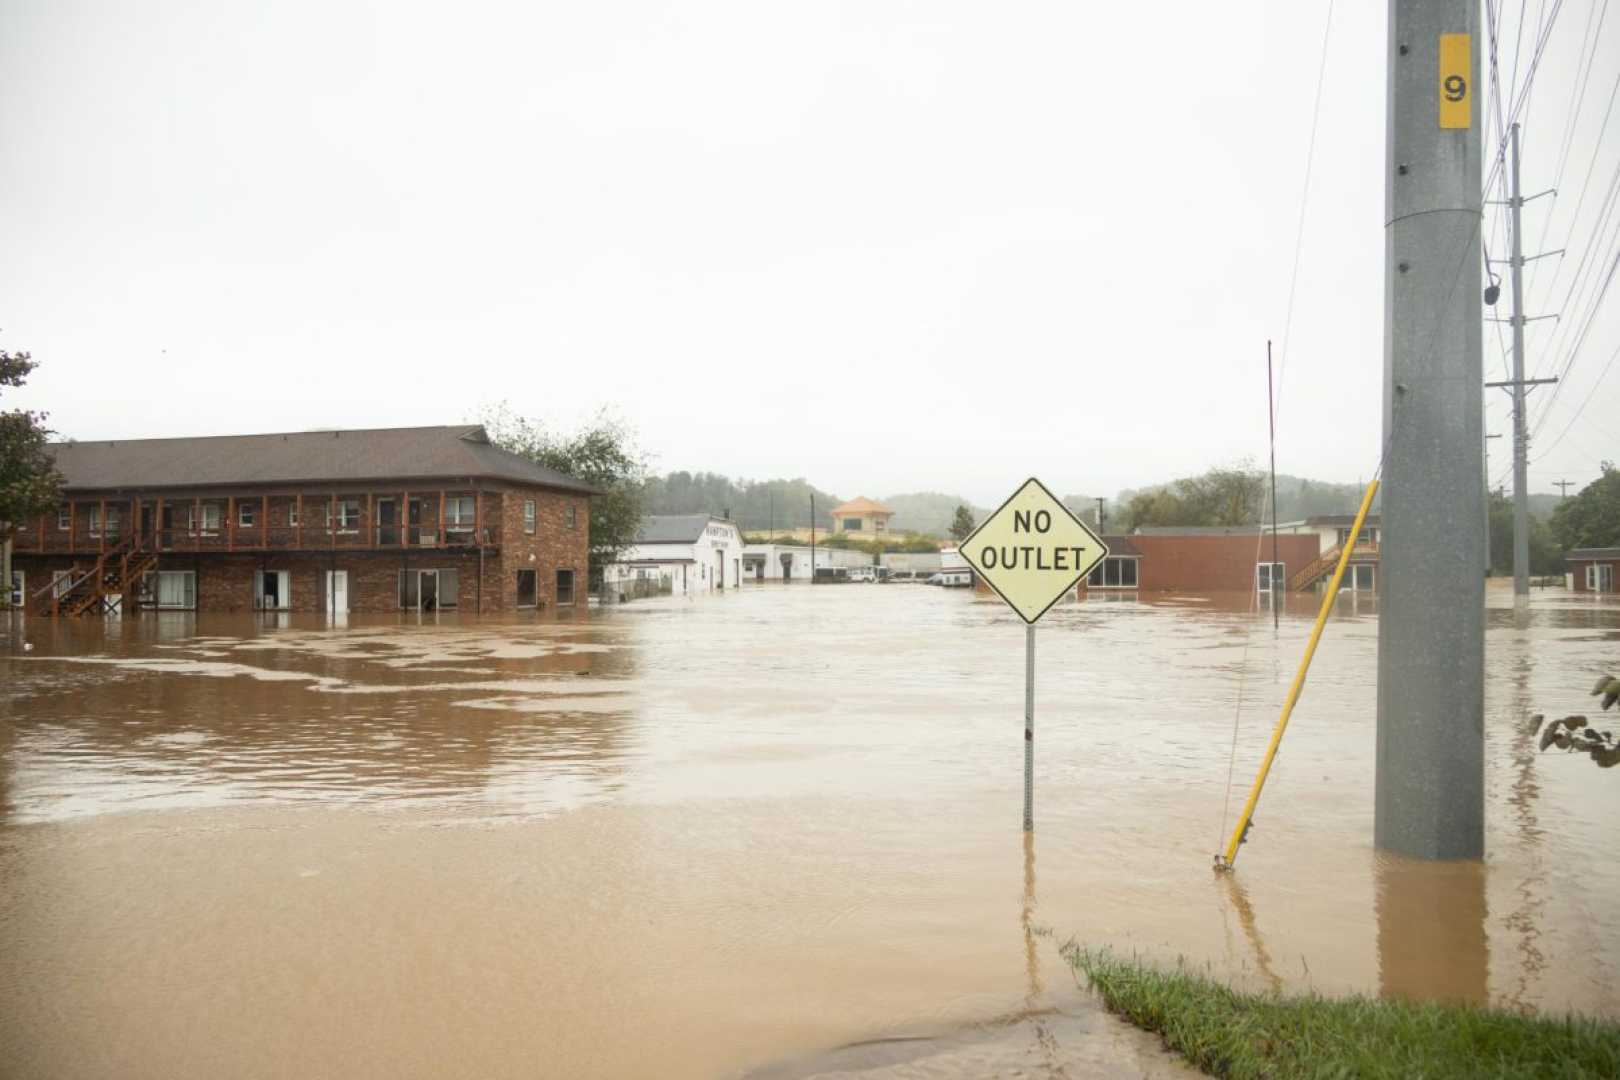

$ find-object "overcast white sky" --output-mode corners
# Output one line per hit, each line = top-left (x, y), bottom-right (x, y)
(2, 2), (1614, 505)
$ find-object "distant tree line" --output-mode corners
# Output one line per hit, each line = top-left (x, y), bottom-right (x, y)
(643, 472), (842, 532)
(744, 531), (942, 556)
(1115, 462), (1268, 530)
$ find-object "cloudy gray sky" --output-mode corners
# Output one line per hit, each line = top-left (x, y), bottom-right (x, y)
(2, 2), (1614, 505)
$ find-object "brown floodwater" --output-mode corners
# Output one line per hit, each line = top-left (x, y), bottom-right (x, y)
(2, 582), (1617, 1078)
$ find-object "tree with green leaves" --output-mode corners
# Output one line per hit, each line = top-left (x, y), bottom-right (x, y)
(481, 404), (648, 578)
(0, 348), (63, 543)
(1117, 462), (1266, 530)
(1487, 490), (1563, 576)
(949, 504), (975, 542)
(1550, 463), (1620, 552)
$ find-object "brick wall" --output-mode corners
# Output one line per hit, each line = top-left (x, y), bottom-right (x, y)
(1570, 557), (1617, 593)
(181, 551), (491, 613)
(13, 482), (592, 615)
(495, 484), (590, 611)
(1127, 534), (1322, 592)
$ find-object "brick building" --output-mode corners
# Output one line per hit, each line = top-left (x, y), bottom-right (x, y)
(11, 425), (594, 616)
(1567, 548), (1618, 593)
(1074, 528), (1327, 594)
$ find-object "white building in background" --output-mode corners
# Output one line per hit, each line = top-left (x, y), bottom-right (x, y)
(742, 543), (871, 582)
(604, 514), (745, 596)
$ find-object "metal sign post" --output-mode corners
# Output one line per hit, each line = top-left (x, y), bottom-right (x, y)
(1024, 623), (1035, 831)
(959, 478), (1108, 831)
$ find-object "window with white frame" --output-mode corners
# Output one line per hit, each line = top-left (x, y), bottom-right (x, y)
(287, 503), (300, 527)
(445, 495), (476, 529)
(57, 506), (70, 530)
(1088, 556), (1139, 588)
(1335, 526), (1378, 547)
(154, 570), (196, 609)
(337, 499), (361, 530)
(88, 505), (122, 537)
(1256, 562), (1286, 592)
(523, 499), (536, 534)
(565, 504), (576, 529)
(9, 571), (23, 607)
(190, 503), (222, 533)
(238, 502), (256, 528)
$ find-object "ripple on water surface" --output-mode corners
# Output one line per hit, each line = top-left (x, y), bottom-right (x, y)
(2, 584), (1618, 1078)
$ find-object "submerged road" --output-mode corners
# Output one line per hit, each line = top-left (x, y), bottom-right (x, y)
(1, 583), (1615, 1077)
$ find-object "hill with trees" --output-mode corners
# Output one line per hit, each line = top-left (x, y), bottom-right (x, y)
(637, 462), (1592, 568)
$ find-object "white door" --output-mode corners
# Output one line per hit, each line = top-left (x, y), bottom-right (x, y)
(325, 570), (348, 614)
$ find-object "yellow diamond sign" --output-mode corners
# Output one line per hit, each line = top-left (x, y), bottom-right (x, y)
(959, 478), (1109, 624)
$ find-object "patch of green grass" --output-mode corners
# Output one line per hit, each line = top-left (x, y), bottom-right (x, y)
(1062, 944), (1620, 1079)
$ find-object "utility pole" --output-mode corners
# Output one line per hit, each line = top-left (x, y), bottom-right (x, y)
(1484, 123), (1558, 599)
(1376, 2), (1485, 861)
(1267, 340), (1280, 630)
(1554, 479), (1574, 499)
(1507, 123), (1531, 600)
(1094, 497), (1106, 533)
(1484, 432), (1501, 573)
(809, 494), (816, 584)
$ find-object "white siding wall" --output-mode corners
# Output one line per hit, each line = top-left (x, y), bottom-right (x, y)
(742, 544), (871, 581)
(607, 520), (746, 595)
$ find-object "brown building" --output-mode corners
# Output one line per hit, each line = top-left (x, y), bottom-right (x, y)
(1078, 528), (1327, 594)
(11, 425), (594, 616)
(1568, 548), (1618, 593)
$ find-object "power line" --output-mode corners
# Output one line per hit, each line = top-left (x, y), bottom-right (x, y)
(1526, 0), (1609, 302)
(1529, 56), (1620, 309)
(1532, 336), (1620, 461)
(1270, 0), (1336, 434)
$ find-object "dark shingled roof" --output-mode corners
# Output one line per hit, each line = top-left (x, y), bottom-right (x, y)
(1301, 514), (1383, 526)
(1100, 535), (1142, 557)
(633, 514), (739, 544)
(46, 425), (597, 494)
(1130, 525), (1265, 537)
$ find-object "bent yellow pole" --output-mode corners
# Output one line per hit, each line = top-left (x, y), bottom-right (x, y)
(1218, 477), (1380, 869)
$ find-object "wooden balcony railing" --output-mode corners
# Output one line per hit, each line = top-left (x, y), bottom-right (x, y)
(15, 497), (499, 556)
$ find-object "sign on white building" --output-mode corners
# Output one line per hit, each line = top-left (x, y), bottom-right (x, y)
(604, 515), (745, 596)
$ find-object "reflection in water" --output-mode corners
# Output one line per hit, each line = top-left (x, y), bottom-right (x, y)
(2, 619), (640, 821)
(1023, 829), (1042, 1003)
(1219, 872), (1282, 994)
(1376, 854), (1490, 1005)
(1503, 621), (1548, 1011)
(2, 586), (1618, 1079)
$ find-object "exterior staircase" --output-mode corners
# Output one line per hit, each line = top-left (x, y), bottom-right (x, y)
(30, 534), (157, 615)
(1289, 541), (1378, 592)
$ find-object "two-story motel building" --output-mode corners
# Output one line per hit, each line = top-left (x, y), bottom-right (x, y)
(11, 425), (594, 616)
